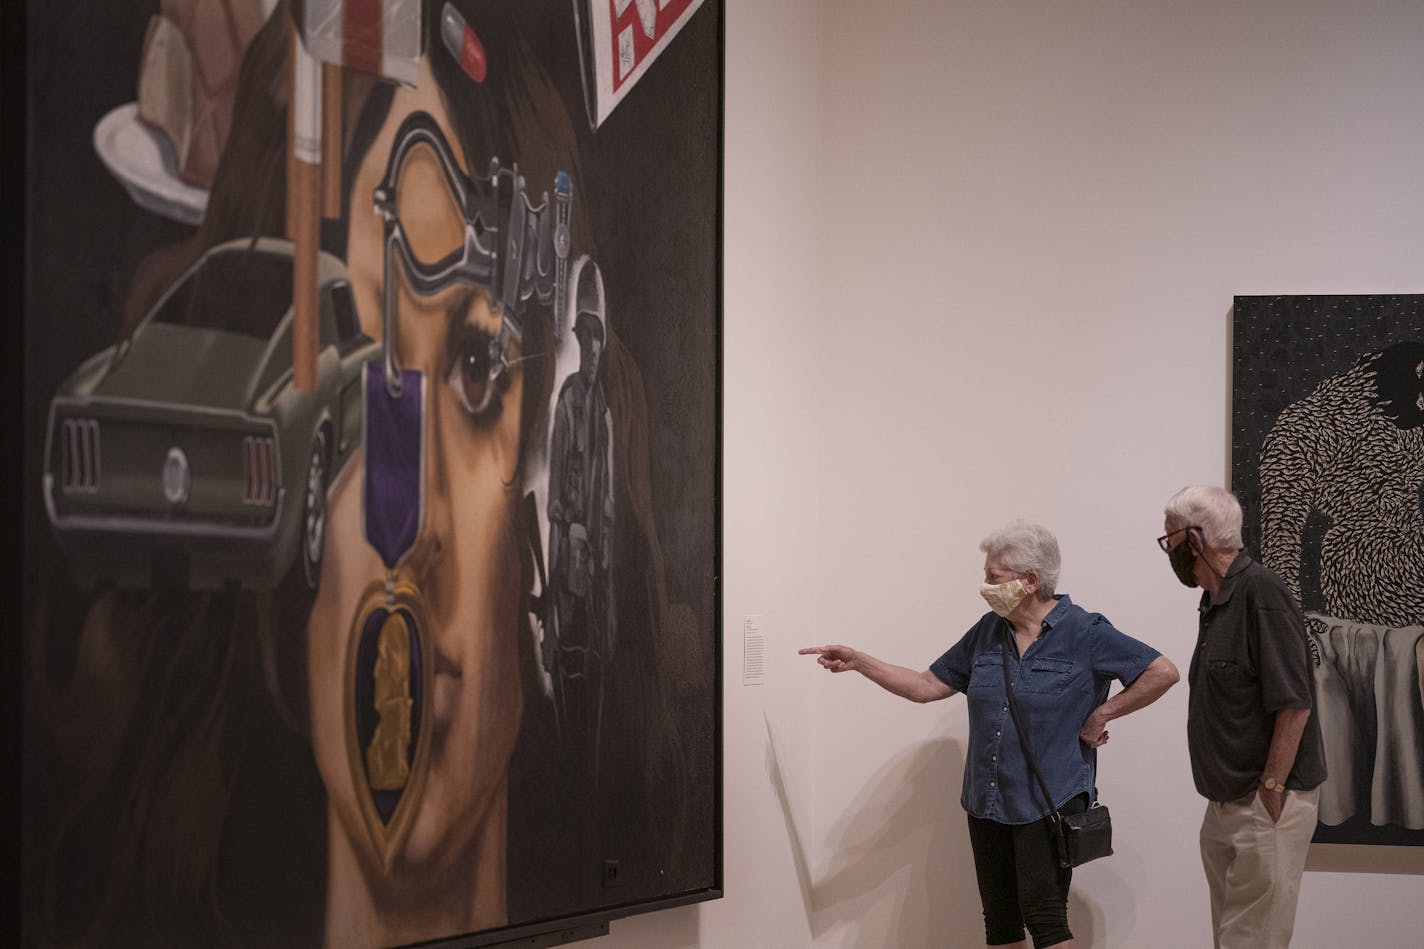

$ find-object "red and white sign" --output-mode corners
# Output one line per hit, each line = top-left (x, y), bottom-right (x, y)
(577, 0), (706, 127)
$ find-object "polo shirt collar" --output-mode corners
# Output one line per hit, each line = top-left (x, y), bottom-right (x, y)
(1201, 550), (1252, 610)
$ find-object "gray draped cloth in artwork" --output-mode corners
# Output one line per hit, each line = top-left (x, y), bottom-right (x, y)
(1311, 613), (1424, 829)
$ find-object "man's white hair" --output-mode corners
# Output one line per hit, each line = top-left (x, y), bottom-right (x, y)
(1163, 485), (1244, 549)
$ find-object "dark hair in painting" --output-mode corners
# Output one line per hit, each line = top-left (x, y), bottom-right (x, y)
(28, 581), (325, 946)
(27, 7), (322, 943)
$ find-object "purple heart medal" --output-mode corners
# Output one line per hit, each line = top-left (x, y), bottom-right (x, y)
(345, 334), (435, 870)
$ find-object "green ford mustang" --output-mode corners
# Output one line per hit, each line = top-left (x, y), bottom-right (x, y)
(44, 237), (380, 591)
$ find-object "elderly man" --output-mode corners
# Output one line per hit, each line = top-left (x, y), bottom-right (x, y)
(1160, 486), (1327, 949)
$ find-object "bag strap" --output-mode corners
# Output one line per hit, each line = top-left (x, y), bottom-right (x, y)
(1000, 626), (1064, 827)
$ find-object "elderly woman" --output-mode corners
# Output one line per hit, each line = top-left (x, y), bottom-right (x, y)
(802, 520), (1179, 949)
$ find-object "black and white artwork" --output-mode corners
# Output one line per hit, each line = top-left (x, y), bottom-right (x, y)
(1232, 294), (1424, 847)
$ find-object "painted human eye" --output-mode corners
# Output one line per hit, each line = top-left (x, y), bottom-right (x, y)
(446, 323), (506, 421)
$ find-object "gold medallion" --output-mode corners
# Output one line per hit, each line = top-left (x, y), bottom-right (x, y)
(344, 577), (434, 870)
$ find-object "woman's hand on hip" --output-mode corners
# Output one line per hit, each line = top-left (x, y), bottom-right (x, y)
(1079, 708), (1110, 748)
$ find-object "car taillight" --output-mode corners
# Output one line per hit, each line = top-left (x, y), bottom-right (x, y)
(243, 435), (278, 505)
(60, 418), (100, 493)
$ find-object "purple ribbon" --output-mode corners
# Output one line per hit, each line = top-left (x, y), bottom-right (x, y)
(364, 362), (424, 569)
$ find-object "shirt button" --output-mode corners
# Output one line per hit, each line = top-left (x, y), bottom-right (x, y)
(990, 781), (997, 788)
(996, 730), (1001, 737)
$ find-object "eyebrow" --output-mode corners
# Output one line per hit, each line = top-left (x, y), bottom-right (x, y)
(442, 285), (498, 329)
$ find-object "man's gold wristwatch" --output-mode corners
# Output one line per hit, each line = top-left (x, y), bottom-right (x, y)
(1261, 776), (1286, 793)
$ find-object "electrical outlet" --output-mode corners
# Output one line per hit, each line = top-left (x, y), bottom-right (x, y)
(602, 859), (620, 887)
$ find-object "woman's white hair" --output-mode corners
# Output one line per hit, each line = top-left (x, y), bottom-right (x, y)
(1163, 485), (1243, 549)
(979, 520), (1061, 598)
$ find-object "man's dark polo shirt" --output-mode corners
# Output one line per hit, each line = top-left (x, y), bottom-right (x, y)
(1187, 552), (1327, 802)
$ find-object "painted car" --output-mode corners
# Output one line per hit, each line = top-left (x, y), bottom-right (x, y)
(43, 236), (379, 591)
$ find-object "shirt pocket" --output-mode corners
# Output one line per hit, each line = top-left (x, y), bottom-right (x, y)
(968, 652), (1004, 691)
(1203, 655), (1251, 682)
(1019, 656), (1075, 695)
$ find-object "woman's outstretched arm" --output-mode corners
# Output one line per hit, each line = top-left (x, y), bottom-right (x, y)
(799, 645), (957, 704)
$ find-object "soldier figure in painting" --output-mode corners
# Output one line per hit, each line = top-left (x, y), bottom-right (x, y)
(367, 615), (415, 792)
(546, 257), (616, 782)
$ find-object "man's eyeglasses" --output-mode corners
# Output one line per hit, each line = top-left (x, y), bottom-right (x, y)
(1156, 525), (1201, 552)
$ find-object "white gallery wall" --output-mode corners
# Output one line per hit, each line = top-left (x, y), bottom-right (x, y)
(610, 0), (1424, 946)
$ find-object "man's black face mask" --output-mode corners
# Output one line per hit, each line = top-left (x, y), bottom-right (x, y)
(1168, 532), (1200, 588)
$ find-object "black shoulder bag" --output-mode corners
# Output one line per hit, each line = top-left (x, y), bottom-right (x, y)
(1000, 631), (1113, 868)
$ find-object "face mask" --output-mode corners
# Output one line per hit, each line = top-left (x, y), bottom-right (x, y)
(980, 579), (1028, 617)
(1167, 537), (1199, 588)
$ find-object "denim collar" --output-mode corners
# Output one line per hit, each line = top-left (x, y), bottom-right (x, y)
(1040, 594), (1073, 632)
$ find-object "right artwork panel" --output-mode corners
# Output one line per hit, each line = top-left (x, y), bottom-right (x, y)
(1232, 294), (1424, 846)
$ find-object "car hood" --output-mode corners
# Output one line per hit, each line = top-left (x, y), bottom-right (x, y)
(93, 322), (275, 410)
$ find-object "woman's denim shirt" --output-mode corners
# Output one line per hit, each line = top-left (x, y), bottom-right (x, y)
(930, 595), (1160, 824)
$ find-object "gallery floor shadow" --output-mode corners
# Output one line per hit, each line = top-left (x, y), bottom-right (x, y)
(767, 718), (1110, 947)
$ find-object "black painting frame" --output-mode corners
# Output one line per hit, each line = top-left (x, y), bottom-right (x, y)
(20, 1), (724, 946)
(1231, 294), (1424, 848)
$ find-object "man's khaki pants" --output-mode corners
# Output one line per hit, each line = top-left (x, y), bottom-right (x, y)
(1199, 786), (1320, 949)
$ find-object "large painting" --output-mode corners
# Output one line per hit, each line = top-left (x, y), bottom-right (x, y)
(22, 2), (722, 946)
(1232, 294), (1424, 847)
